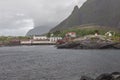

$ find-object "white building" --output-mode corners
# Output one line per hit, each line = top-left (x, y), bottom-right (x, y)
(66, 32), (76, 38)
(49, 37), (62, 42)
(105, 31), (113, 37)
(32, 35), (62, 42)
(33, 36), (48, 40)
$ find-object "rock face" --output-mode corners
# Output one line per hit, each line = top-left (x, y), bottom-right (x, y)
(80, 76), (94, 80)
(50, 0), (120, 32)
(95, 73), (113, 80)
(80, 72), (120, 80)
(50, 6), (81, 32)
(56, 36), (120, 49)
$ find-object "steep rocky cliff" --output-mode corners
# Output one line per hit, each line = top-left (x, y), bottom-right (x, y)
(50, 0), (120, 32)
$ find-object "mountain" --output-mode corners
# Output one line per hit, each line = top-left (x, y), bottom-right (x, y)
(26, 26), (51, 36)
(50, 0), (120, 32)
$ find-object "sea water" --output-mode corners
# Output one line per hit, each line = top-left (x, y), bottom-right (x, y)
(0, 46), (120, 80)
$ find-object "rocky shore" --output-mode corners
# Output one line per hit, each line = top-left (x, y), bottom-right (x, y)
(56, 35), (120, 49)
(80, 72), (120, 80)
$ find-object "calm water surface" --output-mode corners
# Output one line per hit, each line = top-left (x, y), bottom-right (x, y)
(0, 46), (120, 80)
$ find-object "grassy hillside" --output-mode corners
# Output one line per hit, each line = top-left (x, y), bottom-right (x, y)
(48, 25), (120, 41)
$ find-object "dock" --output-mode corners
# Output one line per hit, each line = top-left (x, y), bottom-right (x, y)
(20, 40), (56, 45)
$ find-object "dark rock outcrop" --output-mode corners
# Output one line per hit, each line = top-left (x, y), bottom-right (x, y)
(50, 0), (120, 32)
(95, 73), (113, 80)
(80, 72), (120, 80)
(56, 36), (120, 49)
(80, 76), (94, 80)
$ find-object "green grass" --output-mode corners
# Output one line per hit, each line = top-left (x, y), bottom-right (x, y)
(0, 36), (31, 44)
(47, 26), (120, 42)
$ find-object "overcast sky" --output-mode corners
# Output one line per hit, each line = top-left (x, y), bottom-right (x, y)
(0, 0), (86, 36)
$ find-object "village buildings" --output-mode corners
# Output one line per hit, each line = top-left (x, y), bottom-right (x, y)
(20, 35), (63, 45)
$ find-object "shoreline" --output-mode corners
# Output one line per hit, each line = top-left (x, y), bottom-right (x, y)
(56, 35), (120, 49)
(0, 44), (120, 50)
(0, 44), (56, 47)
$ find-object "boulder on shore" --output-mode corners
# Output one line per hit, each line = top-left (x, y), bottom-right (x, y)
(80, 72), (120, 80)
(56, 35), (120, 49)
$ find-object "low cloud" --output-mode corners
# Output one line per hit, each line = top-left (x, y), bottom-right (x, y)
(0, 0), (86, 36)
(0, 12), (34, 36)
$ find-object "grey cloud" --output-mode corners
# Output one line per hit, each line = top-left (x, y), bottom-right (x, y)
(0, 0), (86, 36)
